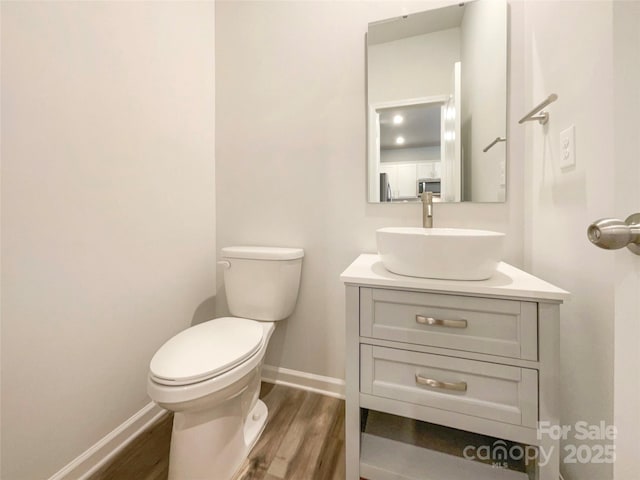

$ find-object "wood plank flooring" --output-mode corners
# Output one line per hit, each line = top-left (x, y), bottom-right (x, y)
(234, 383), (344, 480)
(89, 413), (172, 480)
(88, 383), (345, 480)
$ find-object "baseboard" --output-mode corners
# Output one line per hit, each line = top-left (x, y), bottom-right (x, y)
(262, 364), (345, 399)
(48, 402), (167, 480)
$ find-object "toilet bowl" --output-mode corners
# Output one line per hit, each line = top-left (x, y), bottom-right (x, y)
(147, 246), (303, 480)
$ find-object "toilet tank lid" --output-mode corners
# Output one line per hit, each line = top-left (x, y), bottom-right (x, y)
(221, 246), (304, 260)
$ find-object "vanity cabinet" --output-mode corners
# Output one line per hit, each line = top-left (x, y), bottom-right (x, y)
(341, 255), (569, 480)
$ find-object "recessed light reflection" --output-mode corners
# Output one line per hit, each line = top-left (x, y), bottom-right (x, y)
(446, 107), (456, 121)
(395, 136), (405, 145)
(393, 115), (404, 125)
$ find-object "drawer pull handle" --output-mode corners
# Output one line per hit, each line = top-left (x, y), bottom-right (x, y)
(415, 315), (468, 329)
(415, 373), (468, 392)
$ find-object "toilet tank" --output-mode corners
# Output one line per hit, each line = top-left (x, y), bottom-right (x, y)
(221, 246), (304, 321)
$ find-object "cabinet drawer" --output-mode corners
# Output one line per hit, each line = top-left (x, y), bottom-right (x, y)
(361, 345), (538, 427)
(360, 288), (538, 360)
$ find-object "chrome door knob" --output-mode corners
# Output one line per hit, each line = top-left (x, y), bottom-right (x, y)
(587, 213), (640, 255)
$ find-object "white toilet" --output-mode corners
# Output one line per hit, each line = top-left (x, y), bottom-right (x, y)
(147, 246), (304, 480)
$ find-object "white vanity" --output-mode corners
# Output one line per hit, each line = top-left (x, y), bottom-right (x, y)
(341, 254), (569, 480)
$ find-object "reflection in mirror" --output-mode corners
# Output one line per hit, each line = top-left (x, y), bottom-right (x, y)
(367, 0), (507, 204)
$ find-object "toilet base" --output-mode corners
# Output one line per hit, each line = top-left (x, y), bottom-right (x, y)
(168, 397), (269, 480)
(244, 399), (268, 453)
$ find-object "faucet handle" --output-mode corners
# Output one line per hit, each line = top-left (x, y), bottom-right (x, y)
(421, 191), (433, 228)
(421, 191), (433, 203)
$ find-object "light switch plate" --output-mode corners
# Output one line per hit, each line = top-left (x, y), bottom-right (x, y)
(560, 125), (576, 169)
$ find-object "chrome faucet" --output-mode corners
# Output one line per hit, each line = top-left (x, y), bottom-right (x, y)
(421, 191), (433, 228)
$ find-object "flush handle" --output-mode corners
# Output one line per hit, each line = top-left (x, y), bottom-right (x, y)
(587, 213), (640, 256)
(415, 373), (467, 392)
(416, 315), (467, 329)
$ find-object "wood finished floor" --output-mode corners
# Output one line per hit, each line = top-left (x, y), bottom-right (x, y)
(89, 383), (345, 480)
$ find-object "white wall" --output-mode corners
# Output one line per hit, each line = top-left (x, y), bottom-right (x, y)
(368, 28), (460, 104)
(460, 0), (507, 202)
(380, 146), (440, 163)
(1, 2), (215, 479)
(216, 0), (524, 381)
(521, 2), (616, 479)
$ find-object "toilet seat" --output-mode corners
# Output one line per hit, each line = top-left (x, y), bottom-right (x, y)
(150, 317), (264, 386)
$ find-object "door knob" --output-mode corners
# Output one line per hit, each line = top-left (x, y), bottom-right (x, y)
(587, 213), (640, 255)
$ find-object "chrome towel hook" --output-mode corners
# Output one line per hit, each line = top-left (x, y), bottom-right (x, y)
(483, 136), (507, 153)
(519, 93), (558, 126)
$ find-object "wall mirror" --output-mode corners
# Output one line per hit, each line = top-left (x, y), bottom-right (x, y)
(367, 0), (508, 203)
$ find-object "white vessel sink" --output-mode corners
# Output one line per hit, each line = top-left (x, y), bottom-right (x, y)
(376, 227), (505, 280)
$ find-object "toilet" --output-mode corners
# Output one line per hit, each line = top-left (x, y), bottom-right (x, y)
(147, 246), (304, 480)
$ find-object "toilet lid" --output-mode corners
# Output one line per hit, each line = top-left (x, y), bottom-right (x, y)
(149, 317), (264, 386)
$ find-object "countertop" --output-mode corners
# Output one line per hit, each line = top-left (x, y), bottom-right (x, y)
(340, 254), (570, 303)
